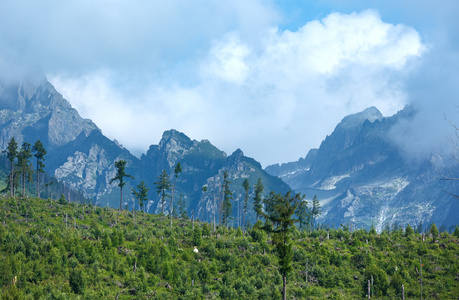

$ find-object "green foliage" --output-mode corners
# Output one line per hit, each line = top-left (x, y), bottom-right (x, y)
(405, 224), (414, 237)
(6, 137), (18, 197)
(430, 223), (439, 241)
(110, 160), (135, 213)
(222, 171), (233, 227)
(253, 177), (264, 222)
(58, 193), (66, 205)
(132, 180), (149, 212)
(69, 268), (85, 294)
(0, 196), (457, 299)
(32, 140), (46, 198)
(154, 170), (171, 215)
(193, 227), (202, 247)
(242, 178), (250, 230)
(454, 225), (459, 237)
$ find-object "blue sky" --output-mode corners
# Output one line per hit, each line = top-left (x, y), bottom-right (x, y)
(1, 0), (458, 166)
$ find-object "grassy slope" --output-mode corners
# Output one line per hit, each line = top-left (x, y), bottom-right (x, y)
(0, 196), (458, 299)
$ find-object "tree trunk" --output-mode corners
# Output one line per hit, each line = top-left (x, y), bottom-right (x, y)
(36, 164), (40, 198)
(283, 275), (287, 300)
(22, 173), (25, 198)
(10, 162), (14, 197)
(119, 186), (123, 213)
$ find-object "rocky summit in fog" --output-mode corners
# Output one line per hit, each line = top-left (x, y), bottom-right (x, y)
(0, 75), (289, 224)
(266, 106), (459, 231)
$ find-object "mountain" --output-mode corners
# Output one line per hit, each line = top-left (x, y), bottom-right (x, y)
(0, 74), (289, 224)
(266, 106), (459, 231)
(139, 129), (290, 223)
(0, 74), (138, 203)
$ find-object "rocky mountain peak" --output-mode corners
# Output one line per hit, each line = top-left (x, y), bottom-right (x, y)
(336, 106), (383, 130)
(158, 129), (195, 168)
(0, 76), (98, 150)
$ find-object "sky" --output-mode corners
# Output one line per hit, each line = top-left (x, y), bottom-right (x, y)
(1, 0), (458, 167)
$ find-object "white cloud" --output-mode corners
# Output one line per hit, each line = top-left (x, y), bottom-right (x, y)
(48, 9), (424, 166)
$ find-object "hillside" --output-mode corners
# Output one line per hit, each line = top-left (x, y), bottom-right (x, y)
(0, 196), (458, 299)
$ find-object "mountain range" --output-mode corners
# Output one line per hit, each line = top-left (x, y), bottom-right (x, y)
(1, 73), (458, 230)
(0, 74), (289, 225)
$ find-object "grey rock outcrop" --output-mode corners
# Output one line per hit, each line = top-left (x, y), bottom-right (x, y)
(266, 106), (459, 231)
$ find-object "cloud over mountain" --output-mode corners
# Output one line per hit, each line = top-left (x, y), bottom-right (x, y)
(1, 1), (456, 166)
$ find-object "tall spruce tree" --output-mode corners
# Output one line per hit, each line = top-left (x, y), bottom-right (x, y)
(110, 160), (134, 213)
(242, 178), (250, 231)
(6, 137), (18, 197)
(32, 140), (46, 198)
(253, 177), (264, 222)
(268, 191), (299, 300)
(154, 170), (171, 215)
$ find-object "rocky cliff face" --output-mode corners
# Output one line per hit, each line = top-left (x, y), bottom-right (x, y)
(266, 106), (459, 231)
(0, 75), (138, 203)
(140, 130), (290, 223)
(0, 76), (97, 149)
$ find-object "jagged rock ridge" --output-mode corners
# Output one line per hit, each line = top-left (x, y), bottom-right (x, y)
(266, 106), (459, 231)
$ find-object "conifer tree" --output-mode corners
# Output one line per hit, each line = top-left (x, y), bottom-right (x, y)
(242, 178), (250, 231)
(268, 191), (299, 300)
(430, 223), (439, 242)
(17, 142), (33, 198)
(295, 194), (309, 231)
(132, 181), (149, 215)
(170, 163), (182, 227)
(311, 195), (321, 229)
(32, 140), (46, 198)
(177, 194), (187, 219)
(110, 160), (134, 213)
(253, 177), (264, 222)
(6, 137), (18, 197)
(154, 170), (171, 215)
(222, 171), (233, 227)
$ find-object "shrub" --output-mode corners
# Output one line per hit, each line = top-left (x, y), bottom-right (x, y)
(69, 268), (85, 294)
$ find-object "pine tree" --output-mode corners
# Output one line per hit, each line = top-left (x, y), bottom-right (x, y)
(32, 140), (46, 198)
(430, 223), (439, 242)
(242, 178), (250, 231)
(17, 142), (33, 198)
(295, 194), (309, 231)
(132, 181), (149, 215)
(268, 191), (299, 300)
(110, 160), (134, 213)
(177, 194), (187, 219)
(222, 171), (233, 228)
(154, 170), (171, 215)
(311, 195), (321, 229)
(6, 137), (18, 197)
(170, 163), (182, 227)
(253, 177), (264, 222)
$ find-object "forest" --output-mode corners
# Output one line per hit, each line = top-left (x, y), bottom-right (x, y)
(0, 194), (458, 299)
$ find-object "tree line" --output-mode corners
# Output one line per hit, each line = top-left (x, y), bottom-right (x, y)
(2, 137), (46, 198)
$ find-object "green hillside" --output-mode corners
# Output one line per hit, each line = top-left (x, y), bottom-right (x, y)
(0, 195), (458, 299)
